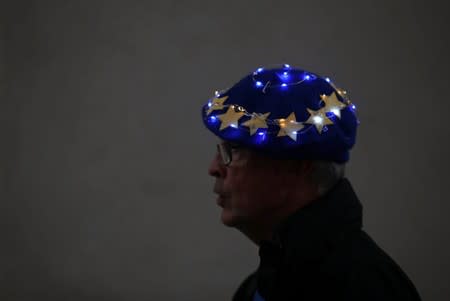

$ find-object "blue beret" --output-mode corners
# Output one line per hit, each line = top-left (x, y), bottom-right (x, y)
(201, 65), (359, 163)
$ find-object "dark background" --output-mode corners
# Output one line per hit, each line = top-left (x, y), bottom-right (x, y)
(1, 1), (449, 300)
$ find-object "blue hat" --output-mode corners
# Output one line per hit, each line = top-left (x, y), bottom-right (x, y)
(201, 65), (359, 163)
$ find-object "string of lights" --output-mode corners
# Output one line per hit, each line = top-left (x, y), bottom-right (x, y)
(204, 65), (356, 142)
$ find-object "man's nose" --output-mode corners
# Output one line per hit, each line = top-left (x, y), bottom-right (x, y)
(208, 153), (226, 178)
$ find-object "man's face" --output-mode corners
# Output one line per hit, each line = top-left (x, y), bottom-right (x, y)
(208, 141), (289, 228)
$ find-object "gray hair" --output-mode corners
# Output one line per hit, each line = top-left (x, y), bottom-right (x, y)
(310, 161), (346, 197)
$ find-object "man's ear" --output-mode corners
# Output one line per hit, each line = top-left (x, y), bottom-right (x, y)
(300, 160), (314, 175)
(286, 160), (314, 178)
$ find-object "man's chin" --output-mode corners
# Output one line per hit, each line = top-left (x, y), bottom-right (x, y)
(220, 208), (242, 227)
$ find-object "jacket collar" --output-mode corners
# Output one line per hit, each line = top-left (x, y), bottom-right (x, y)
(260, 178), (363, 264)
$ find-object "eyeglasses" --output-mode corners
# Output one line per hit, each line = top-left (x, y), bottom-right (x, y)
(216, 142), (242, 166)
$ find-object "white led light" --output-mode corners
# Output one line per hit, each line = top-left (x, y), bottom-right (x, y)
(231, 124), (238, 128)
(281, 83), (287, 87)
(325, 77), (331, 83)
(208, 102), (212, 107)
(256, 81), (263, 87)
(331, 108), (340, 116)
(313, 116), (323, 124)
(257, 67), (264, 72)
(284, 64), (291, 68)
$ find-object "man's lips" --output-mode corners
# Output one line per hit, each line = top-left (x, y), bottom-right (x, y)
(216, 195), (225, 207)
(214, 188), (227, 197)
(214, 191), (228, 207)
(214, 184), (229, 207)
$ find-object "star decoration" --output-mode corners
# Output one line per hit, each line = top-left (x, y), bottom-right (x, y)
(320, 92), (347, 118)
(304, 108), (334, 134)
(242, 112), (270, 135)
(336, 88), (351, 103)
(217, 106), (245, 131)
(329, 82), (352, 105)
(276, 112), (305, 141)
(206, 96), (228, 115)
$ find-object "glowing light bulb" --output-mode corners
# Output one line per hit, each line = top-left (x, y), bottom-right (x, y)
(209, 116), (217, 122)
(352, 104), (356, 110)
(325, 77), (331, 83)
(304, 74), (311, 80)
(257, 67), (264, 72)
(281, 71), (289, 80)
(256, 131), (266, 143)
(331, 108), (340, 116)
(231, 123), (238, 128)
(284, 64), (291, 68)
(281, 83), (288, 88)
(256, 81), (263, 87)
(313, 116), (323, 124)
(208, 102), (212, 108)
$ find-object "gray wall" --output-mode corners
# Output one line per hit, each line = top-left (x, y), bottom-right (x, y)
(1, 3), (14, 298)
(2, 0), (449, 300)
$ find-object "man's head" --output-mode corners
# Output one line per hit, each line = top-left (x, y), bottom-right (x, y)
(201, 65), (357, 243)
(208, 140), (345, 239)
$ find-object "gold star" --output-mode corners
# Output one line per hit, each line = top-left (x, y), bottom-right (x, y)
(304, 108), (334, 134)
(329, 82), (351, 104)
(206, 96), (228, 115)
(276, 112), (305, 141)
(241, 112), (270, 135)
(217, 106), (245, 131)
(336, 88), (348, 98)
(320, 92), (347, 118)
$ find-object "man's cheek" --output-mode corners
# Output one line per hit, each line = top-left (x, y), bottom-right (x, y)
(226, 171), (247, 189)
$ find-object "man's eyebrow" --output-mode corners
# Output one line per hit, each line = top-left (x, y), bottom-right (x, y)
(228, 142), (242, 148)
(219, 140), (243, 149)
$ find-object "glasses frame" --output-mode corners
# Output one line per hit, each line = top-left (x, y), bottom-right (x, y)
(216, 142), (242, 166)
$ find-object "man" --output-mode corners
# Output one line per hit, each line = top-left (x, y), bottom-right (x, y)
(202, 65), (421, 300)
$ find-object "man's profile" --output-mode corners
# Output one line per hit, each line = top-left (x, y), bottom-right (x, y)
(201, 65), (421, 300)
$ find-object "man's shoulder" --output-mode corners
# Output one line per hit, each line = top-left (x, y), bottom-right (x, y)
(232, 230), (421, 300)
(325, 229), (388, 264)
(318, 230), (422, 300)
(319, 229), (404, 275)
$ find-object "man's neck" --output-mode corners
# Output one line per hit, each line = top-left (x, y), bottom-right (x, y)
(238, 198), (318, 246)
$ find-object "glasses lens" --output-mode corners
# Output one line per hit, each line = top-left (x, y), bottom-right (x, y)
(217, 143), (231, 165)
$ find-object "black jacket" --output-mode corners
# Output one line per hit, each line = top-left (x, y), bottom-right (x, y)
(232, 178), (421, 301)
